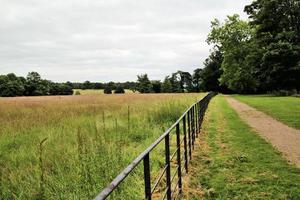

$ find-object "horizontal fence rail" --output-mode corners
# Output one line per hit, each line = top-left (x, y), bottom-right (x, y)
(94, 92), (217, 200)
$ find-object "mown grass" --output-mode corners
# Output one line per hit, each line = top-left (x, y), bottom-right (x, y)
(233, 95), (300, 129)
(186, 95), (300, 200)
(0, 93), (204, 199)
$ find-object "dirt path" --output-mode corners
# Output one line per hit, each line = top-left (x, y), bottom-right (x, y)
(226, 96), (300, 167)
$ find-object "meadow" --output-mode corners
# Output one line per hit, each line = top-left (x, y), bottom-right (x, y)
(0, 93), (203, 199)
(186, 96), (300, 199)
(233, 95), (300, 129)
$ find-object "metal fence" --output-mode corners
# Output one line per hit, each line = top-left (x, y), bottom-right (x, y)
(94, 92), (217, 200)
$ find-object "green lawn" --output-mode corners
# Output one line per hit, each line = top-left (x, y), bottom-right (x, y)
(233, 95), (300, 129)
(186, 95), (300, 199)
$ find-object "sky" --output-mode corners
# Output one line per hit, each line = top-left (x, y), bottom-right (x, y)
(0, 0), (252, 82)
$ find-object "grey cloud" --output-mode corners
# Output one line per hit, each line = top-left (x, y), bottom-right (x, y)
(0, 0), (252, 82)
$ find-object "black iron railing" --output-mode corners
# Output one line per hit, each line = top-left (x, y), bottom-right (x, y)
(94, 92), (217, 200)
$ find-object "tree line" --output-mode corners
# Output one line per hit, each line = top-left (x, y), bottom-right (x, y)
(0, 72), (73, 97)
(0, 70), (206, 97)
(201, 0), (300, 94)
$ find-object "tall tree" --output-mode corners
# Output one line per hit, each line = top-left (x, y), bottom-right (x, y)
(198, 49), (224, 92)
(136, 74), (153, 93)
(0, 74), (25, 97)
(25, 72), (50, 96)
(245, 0), (300, 91)
(207, 15), (259, 93)
(151, 80), (162, 93)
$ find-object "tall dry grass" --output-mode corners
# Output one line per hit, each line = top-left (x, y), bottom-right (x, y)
(0, 93), (204, 199)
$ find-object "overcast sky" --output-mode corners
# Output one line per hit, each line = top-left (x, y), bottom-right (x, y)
(0, 0), (252, 82)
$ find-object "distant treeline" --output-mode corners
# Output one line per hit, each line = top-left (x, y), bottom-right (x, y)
(0, 70), (216, 97)
(0, 72), (73, 97)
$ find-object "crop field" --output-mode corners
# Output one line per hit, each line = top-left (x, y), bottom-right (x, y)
(233, 95), (300, 129)
(0, 93), (204, 199)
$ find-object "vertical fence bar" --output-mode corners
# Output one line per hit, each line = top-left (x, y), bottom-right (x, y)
(176, 124), (182, 193)
(187, 110), (192, 159)
(165, 134), (171, 200)
(195, 103), (198, 137)
(183, 116), (188, 173)
(192, 106), (195, 149)
(199, 102), (202, 131)
(190, 108), (193, 147)
(143, 153), (151, 200)
(197, 102), (201, 135)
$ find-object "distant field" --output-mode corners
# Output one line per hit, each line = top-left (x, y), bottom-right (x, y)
(186, 95), (300, 199)
(233, 95), (300, 129)
(0, 93), (204, 199)
(73, 89), (134, 95)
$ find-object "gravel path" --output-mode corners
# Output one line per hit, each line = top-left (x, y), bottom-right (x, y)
(226, 96), (300, 167)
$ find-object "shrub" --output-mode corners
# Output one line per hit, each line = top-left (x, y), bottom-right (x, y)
(114, 86), (125, 94)
(271, 89), (298, 96)
(104, 87), (112, 94)
(75, 91), (81, 95)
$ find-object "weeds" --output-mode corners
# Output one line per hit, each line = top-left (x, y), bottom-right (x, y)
(38, 138), (47, 200)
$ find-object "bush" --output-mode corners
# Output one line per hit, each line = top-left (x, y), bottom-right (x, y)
(271, 90), (298, 96)
(75, 91), (81, 95)
(104, 87), (112, 94)
(114, 86), (125, 94)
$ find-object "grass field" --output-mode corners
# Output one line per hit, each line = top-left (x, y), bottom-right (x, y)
(186, 95), (300, 199)
(0, 93), (204, 199)
(233, 95), (300, 129)
(73, 89), (134, 95)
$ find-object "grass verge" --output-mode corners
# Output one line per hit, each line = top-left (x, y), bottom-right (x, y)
(233, 95), (300, 129)
(186, 95), (300, 200)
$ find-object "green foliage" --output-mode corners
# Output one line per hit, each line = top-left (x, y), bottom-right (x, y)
(0, 72), (73, 97)
(194, 50), (225, 92)
(114, 86), (125, 94)
(75, 91), (81, 95)
(246, 0), (300, 92)
(207, 15), (259, 93)
(151, 80), (162, 93)
(136, 74), (153, 93)
(204, 0), (300, 93)
(0, 73), (25, 97)
(161, 71), (193, 93)
(104, 87), (112, 94)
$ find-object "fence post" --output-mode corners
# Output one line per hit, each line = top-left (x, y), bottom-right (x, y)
(187, 110), (192, 159)
(183, 116), (188, 173)
(143, 153), (151, 200)
(192, 106), (195, 149)
(195, 104), (198, 137)
(198, 102), (202, 131)
(165, 134), (171, 200)
(176, 124), (182, 193)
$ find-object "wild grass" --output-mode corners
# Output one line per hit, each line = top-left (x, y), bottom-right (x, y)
(233, 95), (300, 129)
(0, 93), (203, 199)
(186, 95), (300, 199)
